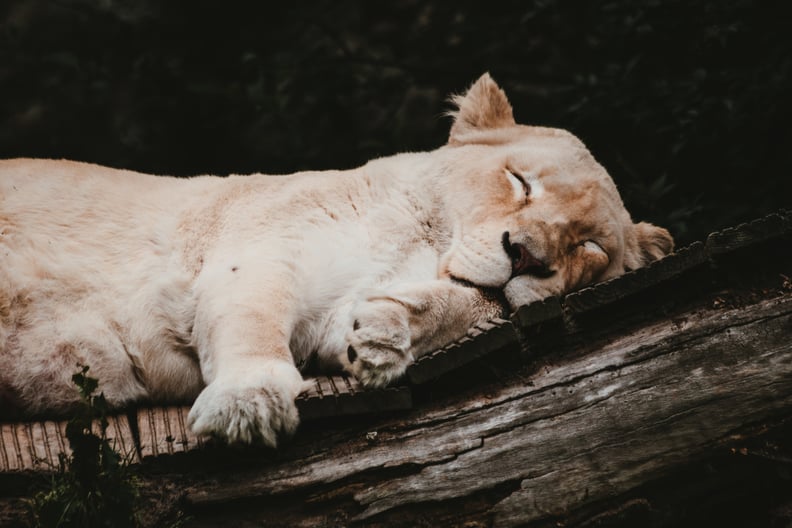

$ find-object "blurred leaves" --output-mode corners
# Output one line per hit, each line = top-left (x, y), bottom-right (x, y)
(1, 0), (790, 243)
(28, 365), (140, 527)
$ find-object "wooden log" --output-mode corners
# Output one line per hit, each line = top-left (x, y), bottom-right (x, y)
(179, 292), (792, 527)
(0, 375), (413, 470)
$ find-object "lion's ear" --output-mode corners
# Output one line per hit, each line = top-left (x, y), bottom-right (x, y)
(628, 222), (674, 268)
(448, 73), (516, 144)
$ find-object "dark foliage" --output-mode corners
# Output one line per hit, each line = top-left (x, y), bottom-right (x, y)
(27, 366), (140, 528)
(1, 0), (790, 243)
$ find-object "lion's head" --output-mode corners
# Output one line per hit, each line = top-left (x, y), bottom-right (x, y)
(437, 73), (673, 306)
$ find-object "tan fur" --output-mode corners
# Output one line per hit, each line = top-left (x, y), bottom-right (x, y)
(0, 74), (672, 445)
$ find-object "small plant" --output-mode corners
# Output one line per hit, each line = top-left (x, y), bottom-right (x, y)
(28, 365), (140, 528)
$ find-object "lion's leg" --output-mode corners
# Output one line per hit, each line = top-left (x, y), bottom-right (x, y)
(187, 261), (307, 446)
(345, 281), (507, 387)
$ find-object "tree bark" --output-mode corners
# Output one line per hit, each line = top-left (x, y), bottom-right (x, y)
(178, 291), (792, 527)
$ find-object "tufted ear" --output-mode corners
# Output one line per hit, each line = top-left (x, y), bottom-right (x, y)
(448, 73), (516, 143)
(629, 221), (674, 268)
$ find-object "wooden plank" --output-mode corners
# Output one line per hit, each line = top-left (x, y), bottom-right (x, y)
(0, 415), (137, 471)
(0, 422), (50, 471)
(92, 414), (139, 463)
(0, 424), (24, 471)
(510, 296), (563, 332)
(296, 378), (336, 419)
(43, 420), (67, 466)
(563, 241), (707, 315)
(296, 375), (411, 421)
(706, 210), (791, 255)
(536, 210), (791, 320)
(0, 378), (414, 466)
(136, 406), (201, 459)
(406, 318), (519, 384)
(128, 377), (412, 458)
(0, 424), (11, 471)
(0, 377), (414, 466)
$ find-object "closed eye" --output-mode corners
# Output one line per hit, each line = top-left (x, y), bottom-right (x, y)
(505, 169), (531, 200)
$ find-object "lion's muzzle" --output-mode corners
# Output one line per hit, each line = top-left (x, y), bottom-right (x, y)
(502, 231), (555, 279)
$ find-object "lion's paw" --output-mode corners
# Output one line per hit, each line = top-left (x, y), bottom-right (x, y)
(346, 297), (413, 388)
(187, 362), (303, 446)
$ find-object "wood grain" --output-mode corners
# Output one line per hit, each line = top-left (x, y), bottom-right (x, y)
(406, 318), (518, 384)
(563, 241), (708, 315)
(182, 293), (792, 527)
(136, 406), (201, 459)
(705, 209), (791, 255)
(0, 415), (137, 471)
(296, 375), (412, 420)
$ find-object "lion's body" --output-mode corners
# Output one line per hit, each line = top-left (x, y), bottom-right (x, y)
(0, 75), (672, 445)
(0, 153), (462, 409)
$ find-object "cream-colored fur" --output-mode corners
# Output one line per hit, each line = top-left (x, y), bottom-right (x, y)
(0, 74), (672, 445)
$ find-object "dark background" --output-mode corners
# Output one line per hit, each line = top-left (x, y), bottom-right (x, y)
(1, 0), (790, 245)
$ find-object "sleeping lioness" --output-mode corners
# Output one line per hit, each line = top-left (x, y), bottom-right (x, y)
(0, 74), (672, 445)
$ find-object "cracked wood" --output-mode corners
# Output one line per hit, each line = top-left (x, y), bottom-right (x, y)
(183, 292), (792, 527)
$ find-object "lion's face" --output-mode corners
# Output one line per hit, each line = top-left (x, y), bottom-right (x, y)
(438, 74), (673, 306)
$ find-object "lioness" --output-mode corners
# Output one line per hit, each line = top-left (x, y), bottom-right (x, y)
(0, 74), (672, 445)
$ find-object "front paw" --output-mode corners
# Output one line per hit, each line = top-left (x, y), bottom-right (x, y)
(187, 362), (303, 446)
(346, 297), (413, 388)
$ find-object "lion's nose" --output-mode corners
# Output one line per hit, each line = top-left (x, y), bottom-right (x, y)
(502, 232), (555, 279)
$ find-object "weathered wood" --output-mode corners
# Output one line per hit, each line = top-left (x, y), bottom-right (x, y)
(510, 296), (563, 331)
(0, 415), (137, 471)
(406, 318), (518, 384)
(562, 241), (708, 315)
(136, 406), (201, 459)
(103, 413), (139, 463)
(705, 209), (791, 255)
(0, 375), (412, 470)
(296, 375), (412, 420)
(178, 292), (792, 527)
(362, 296), (792, 524)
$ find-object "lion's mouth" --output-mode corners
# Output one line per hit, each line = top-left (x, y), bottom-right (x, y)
(501, 232), (555, 279)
